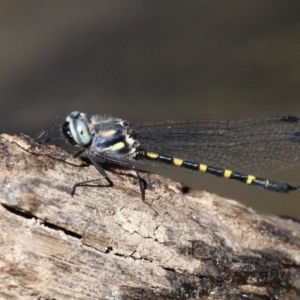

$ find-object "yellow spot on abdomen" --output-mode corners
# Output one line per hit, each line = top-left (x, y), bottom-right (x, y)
(224, 169), (232, 178)
(246, 175), (256, 184)
(265, 180), (269, 188)
(173, 157), (183, 166)
(146, 151), (159, 159)
(199, 164), (207, 172)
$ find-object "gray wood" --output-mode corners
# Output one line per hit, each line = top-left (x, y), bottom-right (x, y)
(0, 133), (300, 300)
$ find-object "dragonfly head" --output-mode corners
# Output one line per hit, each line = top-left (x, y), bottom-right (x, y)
(62, 111), (92, 147)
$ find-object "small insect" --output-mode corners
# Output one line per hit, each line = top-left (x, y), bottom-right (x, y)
(36, 112), (300, 205)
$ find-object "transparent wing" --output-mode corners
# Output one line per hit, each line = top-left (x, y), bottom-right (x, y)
(132, 116), (300, 174)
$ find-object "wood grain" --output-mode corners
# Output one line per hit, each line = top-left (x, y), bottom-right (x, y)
(0, 133), (300, 300)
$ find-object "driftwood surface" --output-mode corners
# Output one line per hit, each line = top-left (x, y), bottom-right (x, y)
(0, 133), (300, 300)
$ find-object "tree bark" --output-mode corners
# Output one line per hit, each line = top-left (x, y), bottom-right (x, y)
(0, 133), (300, 300)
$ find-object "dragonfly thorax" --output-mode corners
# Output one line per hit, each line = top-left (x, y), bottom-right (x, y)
(90, 115), (140, 157)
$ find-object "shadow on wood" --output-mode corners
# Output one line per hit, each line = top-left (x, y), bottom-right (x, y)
(0, 133), (300, 299)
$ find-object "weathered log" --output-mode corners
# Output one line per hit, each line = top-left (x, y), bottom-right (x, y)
(0, 133), (300, 300)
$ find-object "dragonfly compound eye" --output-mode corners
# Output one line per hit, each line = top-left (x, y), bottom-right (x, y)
(63, 111), (92, 146)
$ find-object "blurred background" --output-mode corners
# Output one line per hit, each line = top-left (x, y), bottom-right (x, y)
(1, 1), (300, 219)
